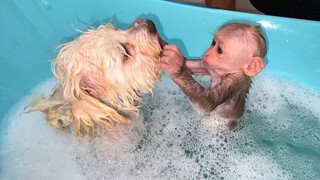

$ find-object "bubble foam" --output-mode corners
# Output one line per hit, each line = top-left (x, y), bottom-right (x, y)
(1, 74), (320, 179)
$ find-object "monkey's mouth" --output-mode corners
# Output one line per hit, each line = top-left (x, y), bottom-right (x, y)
(130, 18), (167, 48)
(202, 60), (209, 68)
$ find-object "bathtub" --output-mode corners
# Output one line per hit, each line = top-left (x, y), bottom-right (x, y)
(1, 0), (320, 179)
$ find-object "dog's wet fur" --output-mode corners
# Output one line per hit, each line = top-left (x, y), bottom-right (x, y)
(27, 19), (163, 136)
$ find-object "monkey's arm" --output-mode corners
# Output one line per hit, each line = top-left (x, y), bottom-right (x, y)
(185, 59), (210, 75)
(158, 44), (247, 113)
(171, 68), (249, 113)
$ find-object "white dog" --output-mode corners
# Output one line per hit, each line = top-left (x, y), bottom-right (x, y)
(27, 19), (165, 136)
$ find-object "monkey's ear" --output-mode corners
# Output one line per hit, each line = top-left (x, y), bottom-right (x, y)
(243, 56), (266, 77)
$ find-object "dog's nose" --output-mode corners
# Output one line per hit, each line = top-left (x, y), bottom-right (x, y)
(135, 18), (143, 24)
(130, 19), (157, 34)
(131, 18), (143, 28)
(144, 19), (157, 34)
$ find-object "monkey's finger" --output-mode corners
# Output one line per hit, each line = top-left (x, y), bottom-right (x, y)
(157, 61), (170, 71)
(159, 57), (179, 67)
(160, 55), (174, 64)
(158, 57), (169, 65)
(161, 49), (176, 57)
(163, 44), (180, 53)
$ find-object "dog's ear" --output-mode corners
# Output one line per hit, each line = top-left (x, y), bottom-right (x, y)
(79, 78), (99, 98)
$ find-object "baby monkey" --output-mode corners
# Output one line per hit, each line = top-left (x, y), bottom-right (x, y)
(159, 22), (267, 129)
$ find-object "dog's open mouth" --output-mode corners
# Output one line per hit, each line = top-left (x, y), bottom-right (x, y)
(130, 18), (167, 48)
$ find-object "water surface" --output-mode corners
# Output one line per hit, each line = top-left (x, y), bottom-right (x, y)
(1, 74), (320, 179)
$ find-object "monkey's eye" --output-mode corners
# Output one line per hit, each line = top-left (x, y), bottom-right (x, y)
(211, 40), (216, 46)
(217, 46), (223, 54)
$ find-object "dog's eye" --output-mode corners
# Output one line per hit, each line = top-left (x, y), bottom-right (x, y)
(123, 53), (129, 60)
(121, 43), (132, 60)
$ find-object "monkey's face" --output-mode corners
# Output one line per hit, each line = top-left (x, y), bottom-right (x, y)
(202, 35), (252, 75)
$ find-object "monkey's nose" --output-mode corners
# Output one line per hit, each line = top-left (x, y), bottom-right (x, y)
(203, 54), (210, 61)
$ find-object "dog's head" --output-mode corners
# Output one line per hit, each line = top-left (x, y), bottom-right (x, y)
(52, 19), (164, 135)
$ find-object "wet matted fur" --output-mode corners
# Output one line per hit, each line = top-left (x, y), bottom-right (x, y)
(27, 19), (163, 136)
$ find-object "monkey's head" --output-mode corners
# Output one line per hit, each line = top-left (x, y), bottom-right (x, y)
(202, 22), (266, 77)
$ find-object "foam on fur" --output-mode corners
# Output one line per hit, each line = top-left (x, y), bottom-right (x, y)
(26, 22), (162, 135)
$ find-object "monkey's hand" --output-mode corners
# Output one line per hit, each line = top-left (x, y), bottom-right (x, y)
(158, 44), (186, 75)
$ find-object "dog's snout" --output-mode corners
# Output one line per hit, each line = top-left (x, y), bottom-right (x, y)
(130, 19), (157, 34)
(144, 19), (157, 34)
(129, 18), (168, 49)
(132, 18), (143, 28)
(135, 18), (143, 24)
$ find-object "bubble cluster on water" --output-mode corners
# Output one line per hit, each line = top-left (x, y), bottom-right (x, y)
(1, 73), (320, 179)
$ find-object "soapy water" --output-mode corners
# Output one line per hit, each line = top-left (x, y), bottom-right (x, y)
(1, 74), (320, 180)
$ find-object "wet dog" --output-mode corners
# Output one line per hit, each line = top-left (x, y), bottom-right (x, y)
(27, 19), (165, 136)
